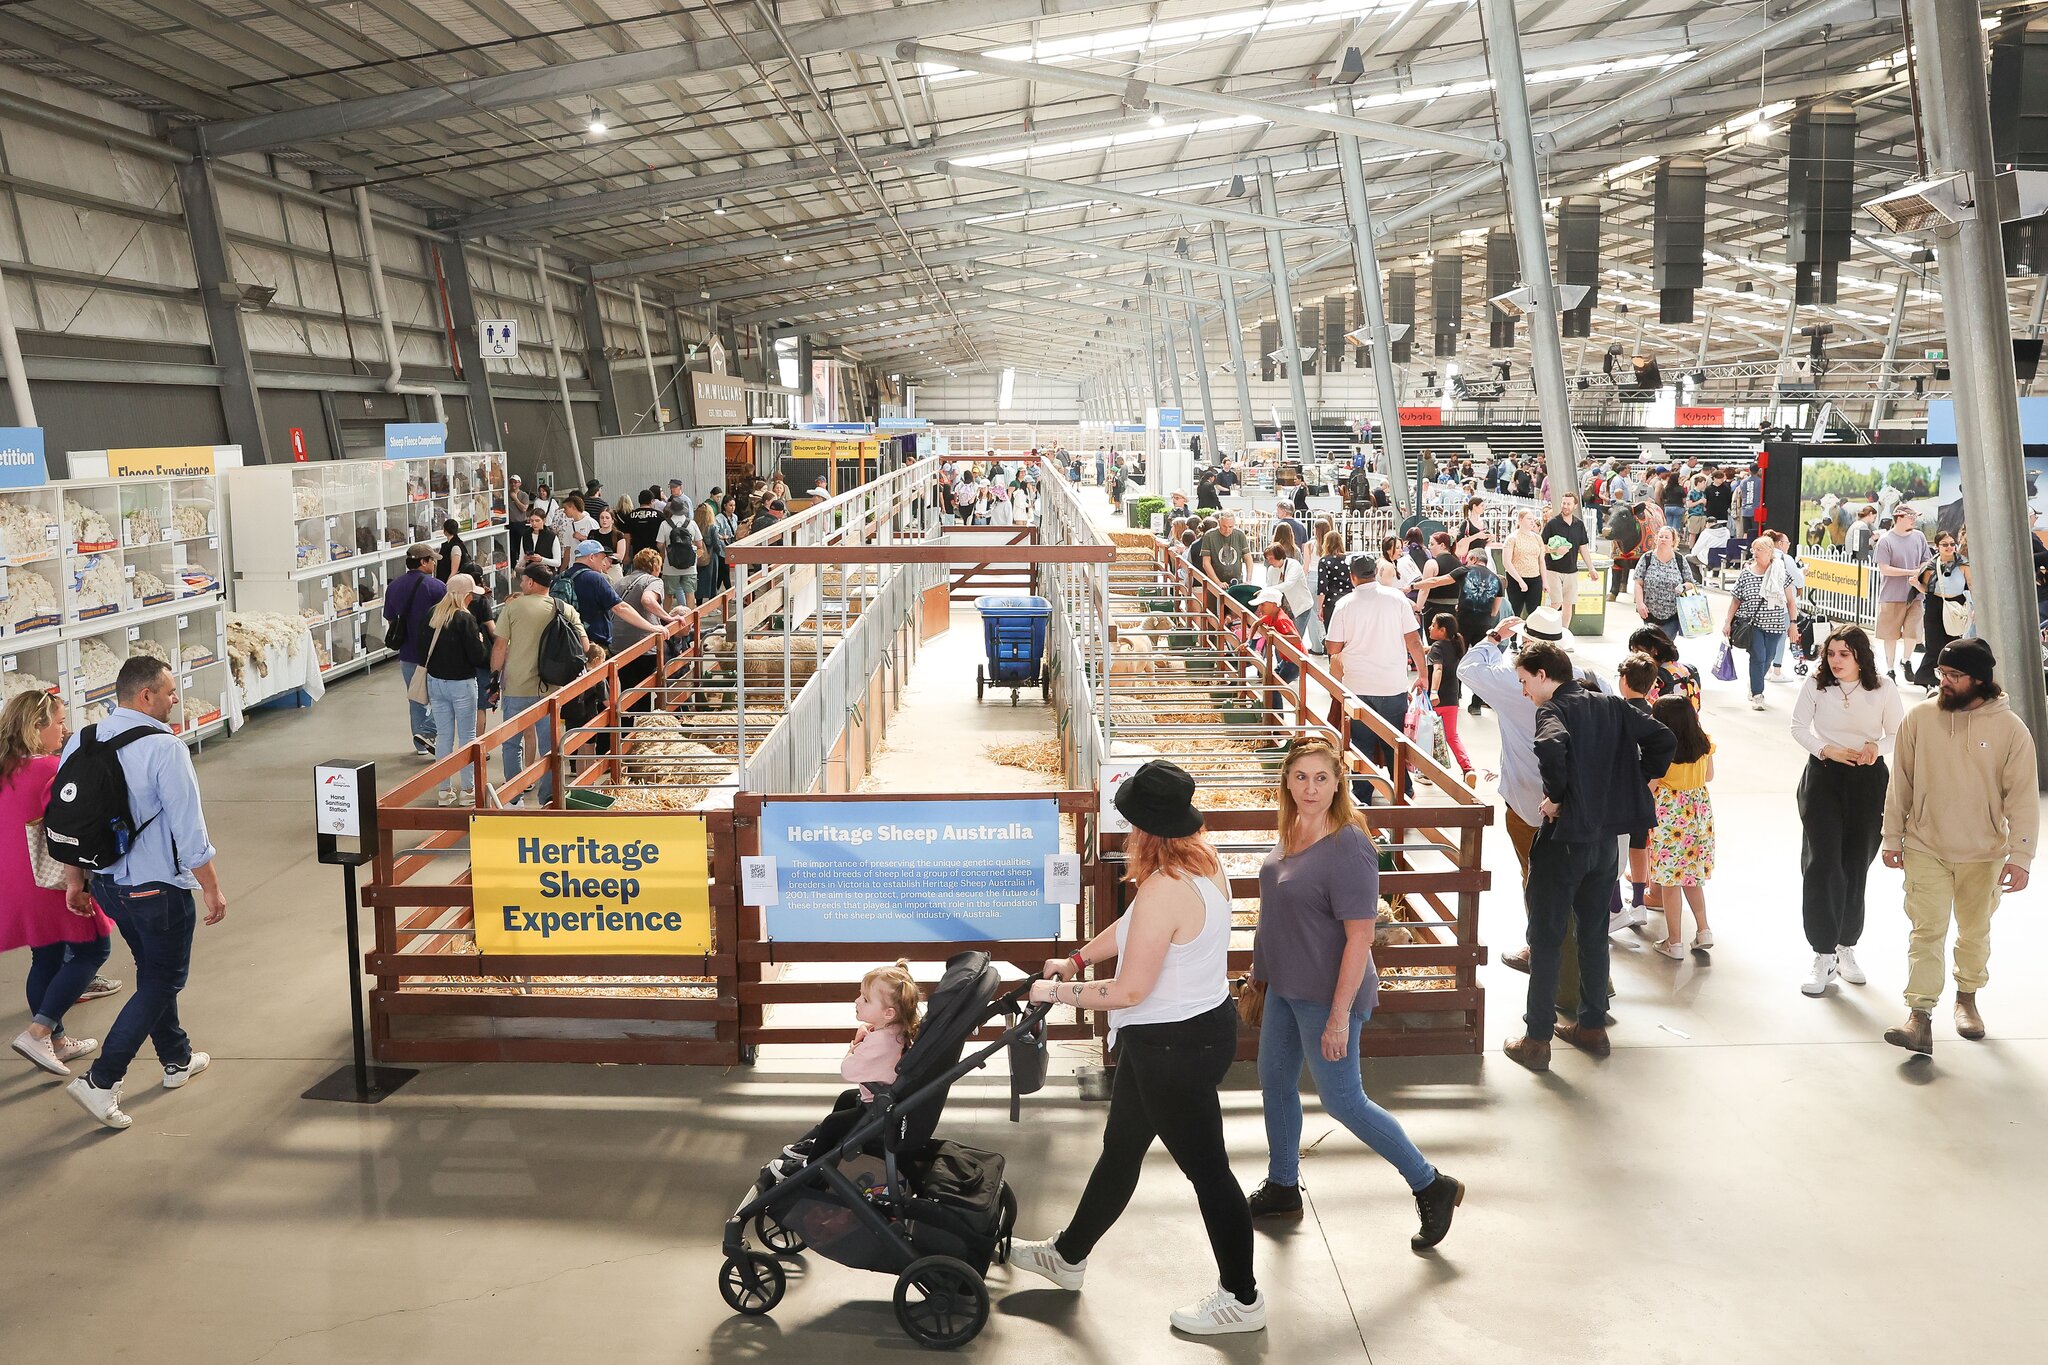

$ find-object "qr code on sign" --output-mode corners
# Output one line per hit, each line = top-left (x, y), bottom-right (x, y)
(1051, 858), (1072, 878)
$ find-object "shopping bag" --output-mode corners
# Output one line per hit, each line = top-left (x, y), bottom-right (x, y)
(1712, 641), (1737, 682)
(1676, 591), (1715, 639)
(1404, 691), (1433, 742)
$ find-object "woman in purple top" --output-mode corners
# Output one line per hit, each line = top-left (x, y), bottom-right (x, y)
(1244, 736), (1463, 1249)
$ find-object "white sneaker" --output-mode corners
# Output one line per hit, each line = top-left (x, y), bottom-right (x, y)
(437, 788), (458, 807)
(1748, 695), (1766, 711)
(65, 1075), (131, 1129)
(1801, 953), (1838, 997)
(1607, 905), (1645, 935)
(1169, 1284), (1268, 1336)
(1835, 945), (1867, 985)
(11, 1029), (68, 1077)
(1653, 938), (1686, 960)
(163, 1051), (210, 1089)
(1008, 1235), (1085, 1290)
(1692, 930), (1715, 952)
(53, 1035), (98, 1065)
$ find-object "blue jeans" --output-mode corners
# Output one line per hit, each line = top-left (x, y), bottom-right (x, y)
(428, 674), (479, 795)
(87, 879), (195, 1087)
(1258, 993), (1435, 1192)
(400, 661), (436, 743)
(500, 694), (554, 804)
(1349, 691), (1413, 802)
(27, 935), (111, 1034)
(1745, 629), (1784, 697)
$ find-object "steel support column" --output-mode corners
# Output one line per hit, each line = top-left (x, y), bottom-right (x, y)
(1181, 267), (1221, 463)
(532, 247), (586, 491)
(177, 157), (269, 460)
(1772, 296), (1800, 414)
(442, 239), (500, 452)
(1869, 279), (1908, 427)
(1159, 292), (1189, 419)
(1257, 168), (1316, 462)
(1910, 0), (2048, 781)
(1335, 119), (1410, 517)
(1211, 225), (1256, 452)
(1481, 0), (1577, 504)
(632, 283), (667, 431)
(576, 266), (621, 437)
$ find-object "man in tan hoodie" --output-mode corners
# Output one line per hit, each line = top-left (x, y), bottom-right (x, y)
(1879, 639), (2038, 1054)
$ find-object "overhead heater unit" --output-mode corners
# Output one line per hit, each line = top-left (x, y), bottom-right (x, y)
(1344, 323), (1413, 347)
(1865, 174), (1978, 232)
(1486, 285), (1590, 318)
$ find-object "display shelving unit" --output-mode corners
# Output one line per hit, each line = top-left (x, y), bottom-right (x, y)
(1, 471), (230, 745)
(226, 452), (510, 684)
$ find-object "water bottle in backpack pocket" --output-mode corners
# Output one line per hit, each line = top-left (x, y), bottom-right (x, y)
(43, 724), (162, 871)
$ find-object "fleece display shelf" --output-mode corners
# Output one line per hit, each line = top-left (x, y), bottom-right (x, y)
(1, 470), (230, 745)
(227, 452), (510, 683)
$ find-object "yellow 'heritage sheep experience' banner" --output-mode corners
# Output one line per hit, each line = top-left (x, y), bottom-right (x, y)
(471, 814), (713, 955)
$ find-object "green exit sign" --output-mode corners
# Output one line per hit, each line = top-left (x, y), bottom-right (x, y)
(1925, 349), (1946, 360)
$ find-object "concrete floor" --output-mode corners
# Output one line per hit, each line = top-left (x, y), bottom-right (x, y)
(5, 501), (2047, 1364)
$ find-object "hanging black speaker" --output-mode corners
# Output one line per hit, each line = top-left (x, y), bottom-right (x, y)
(1654, 160), (1707, 324)
(1297, 304), (1319, 376)
(1259, 320), (1278, 382)
(1787, 102), (1855, 305)
(1324, 294), (1348, 373)
(1387, 271), (1415, 364)
(1990, 23), (2048, 276)
(1557, 200), (1601, 339)
(1432, 254), (1463, 359)
(1486, 230), (1518, 350)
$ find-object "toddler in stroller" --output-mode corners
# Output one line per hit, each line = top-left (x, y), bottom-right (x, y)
(1789, 608), (1820, 676)
(778, 960), (920, 1168)
(720, 951), (1051, 1350)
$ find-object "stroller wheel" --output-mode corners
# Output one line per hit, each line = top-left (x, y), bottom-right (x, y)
(894, 1255), (990, 1350)
(752, 1211), (807, 1257)
(719, 1253), (786, 1316)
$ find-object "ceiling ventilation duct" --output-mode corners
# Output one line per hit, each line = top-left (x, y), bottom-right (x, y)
(1654, 160), (1707, 323)
(1557, 200), (1601, 339)
(1432, 254), (1463, 359)
(1486, 230), (1518, 350)
(1787, 101), (1856, 305)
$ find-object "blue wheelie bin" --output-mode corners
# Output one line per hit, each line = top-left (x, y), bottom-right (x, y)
(973, 594), (1052, 705)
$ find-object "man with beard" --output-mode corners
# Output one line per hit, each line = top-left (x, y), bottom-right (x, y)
(1879, 640), (2038, 1054)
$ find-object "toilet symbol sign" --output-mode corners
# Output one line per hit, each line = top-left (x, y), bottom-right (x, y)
(479, 319), (519, 358)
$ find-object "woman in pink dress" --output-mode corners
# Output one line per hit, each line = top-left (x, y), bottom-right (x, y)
(2, 691), (114, 1077)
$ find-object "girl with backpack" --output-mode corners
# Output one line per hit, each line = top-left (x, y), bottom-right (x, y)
(1646, 696), (1716, 959)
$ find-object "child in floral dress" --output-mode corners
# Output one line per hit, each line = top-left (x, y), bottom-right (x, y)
(1648, 695), (1716, 958)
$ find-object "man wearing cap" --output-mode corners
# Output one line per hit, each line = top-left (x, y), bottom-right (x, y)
(560, 540), (656, 652)
(493, 565), (585, 805)
(1878, 639), (2038, 1054)
(1872, 505), (1931, 679)
(384, 543), (447, 756)
(1325, 556), (1428, 801)
(1503, 639), (1675, 1071)
(749, 497), (786, 537)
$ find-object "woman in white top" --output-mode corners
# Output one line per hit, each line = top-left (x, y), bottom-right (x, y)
(1788, 624), (1905, 998)
(1013, 761), (1263, 1337)
(1262, 543), (1313, 634)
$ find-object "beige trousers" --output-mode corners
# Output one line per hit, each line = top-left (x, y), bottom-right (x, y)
(1901, 851), (2002, 1013)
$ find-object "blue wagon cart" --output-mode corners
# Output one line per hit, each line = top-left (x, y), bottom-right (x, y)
(973, 594), (1052, 705)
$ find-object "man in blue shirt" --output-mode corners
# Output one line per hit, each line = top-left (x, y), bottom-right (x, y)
(384, 543), (448, 754)
(561, 539), (623, 648)
(63, 657), (225, 1130)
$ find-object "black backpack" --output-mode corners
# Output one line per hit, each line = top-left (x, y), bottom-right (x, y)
(536, 599), (587, 688)
(665, 517), (696, 571)
(43, 724), (163, 871)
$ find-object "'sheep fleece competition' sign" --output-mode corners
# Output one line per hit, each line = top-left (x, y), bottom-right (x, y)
(761, 799), (1062, 942)
(471, 814), (712, 955)
(0, 427), (47, 490)
(384, 422), (447, 459)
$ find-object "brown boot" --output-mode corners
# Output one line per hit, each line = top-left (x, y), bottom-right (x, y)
(1883, 1010), (1934, 1056)
(1502, 948), (1531, 974)
(1954, 992), (1986, 1041)
(1502, 1035), (1551, 1071)
(1554, 1022), (1612, 1057)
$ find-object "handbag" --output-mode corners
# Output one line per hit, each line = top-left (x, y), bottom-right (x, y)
(1942, 596), (1973, 636)
(25, 821), (68, 891)
(406, 620), (447, 705)
(1729, 608), (1756, 654)
(1236, 975), (1266, 1029)
(1712, 641), (1737, 682)
(1676, 590), (1715, 639)
(383, 577), (410, 651)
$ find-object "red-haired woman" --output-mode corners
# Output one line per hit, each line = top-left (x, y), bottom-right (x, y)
(1013, 760), (1262, 1336)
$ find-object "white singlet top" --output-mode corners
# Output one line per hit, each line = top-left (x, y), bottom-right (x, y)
(1107, 873), (1233, 1046)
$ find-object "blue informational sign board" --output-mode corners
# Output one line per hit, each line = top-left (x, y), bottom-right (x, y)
(1924, 397), (2048, 445)
(384, 422), (447, 458)
(1110, 423), (1146, 434)
(760, 798), (1065, 942)
(0, 426), (47, 489)
(1158, 406), (1183, 429)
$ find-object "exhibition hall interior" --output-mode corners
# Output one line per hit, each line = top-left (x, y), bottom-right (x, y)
(2, 1), (2046, 1361)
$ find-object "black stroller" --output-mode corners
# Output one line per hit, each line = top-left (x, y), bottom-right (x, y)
(1790, 607), (1821, 676)
(719, 952), (1052, 1349)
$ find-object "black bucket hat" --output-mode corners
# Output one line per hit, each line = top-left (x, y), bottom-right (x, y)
(1115, 759), (1205, 838)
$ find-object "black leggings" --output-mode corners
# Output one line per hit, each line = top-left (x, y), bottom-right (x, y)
(1504, 576), (1542, 618)
(1056, 1001), (1255, 1301)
